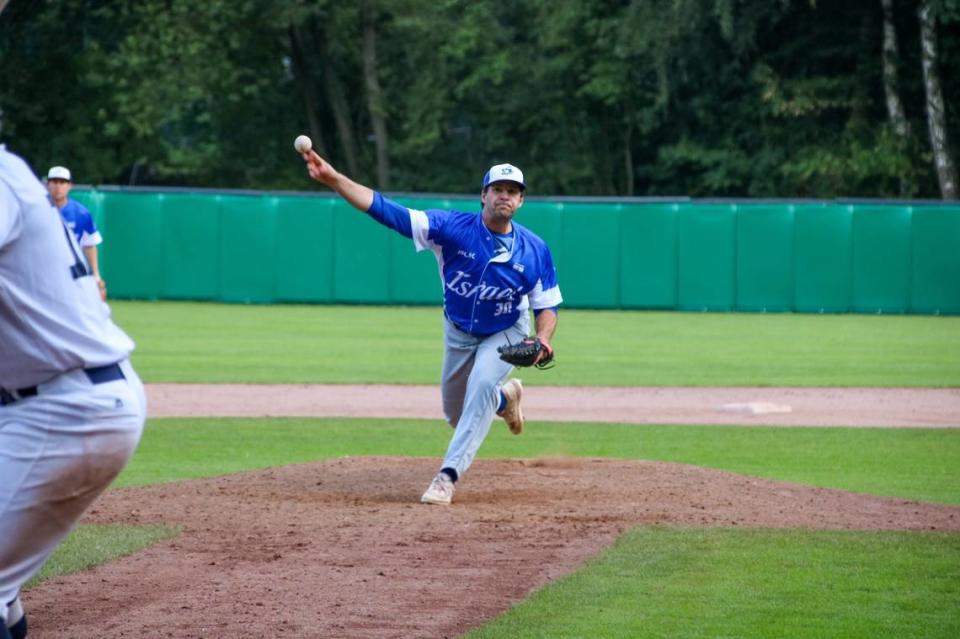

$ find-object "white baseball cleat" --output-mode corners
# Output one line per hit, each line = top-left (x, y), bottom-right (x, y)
(499, 378), (524, 435)
(420, 472), (455, 505)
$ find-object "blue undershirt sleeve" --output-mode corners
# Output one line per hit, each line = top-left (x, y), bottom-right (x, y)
(533, 307), (558, 318)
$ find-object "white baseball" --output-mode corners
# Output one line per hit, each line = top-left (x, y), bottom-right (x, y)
(294, 135), (312, 153)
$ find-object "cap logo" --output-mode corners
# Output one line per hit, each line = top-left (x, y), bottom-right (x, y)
(483, 163), (525, 189)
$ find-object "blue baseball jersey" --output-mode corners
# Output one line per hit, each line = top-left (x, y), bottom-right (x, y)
(57, 198), (102, 248)
(367, 192), (562, 336)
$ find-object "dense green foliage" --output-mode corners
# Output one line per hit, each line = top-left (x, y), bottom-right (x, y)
(1, 0), (957, 197)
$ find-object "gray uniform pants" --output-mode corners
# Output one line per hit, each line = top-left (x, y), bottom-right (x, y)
(0, 360), (146, 620)
(439, 314), (530, 479)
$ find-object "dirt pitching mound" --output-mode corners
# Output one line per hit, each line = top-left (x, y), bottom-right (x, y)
(28, 457), (960, 638)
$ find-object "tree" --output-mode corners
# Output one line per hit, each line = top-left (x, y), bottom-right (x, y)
(288, 22), (331, 160)
(918, 0), (958, 198)
(880, 0), (917, 196)
(360, 0), (391, 190)
(1, 0), (956, 196)
(881, 0), (910, 139)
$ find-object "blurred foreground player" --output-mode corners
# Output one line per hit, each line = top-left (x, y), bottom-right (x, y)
(0, 144), (147, 638)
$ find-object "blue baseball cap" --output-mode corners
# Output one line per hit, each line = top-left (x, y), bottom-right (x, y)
(482, 163), (525, 190)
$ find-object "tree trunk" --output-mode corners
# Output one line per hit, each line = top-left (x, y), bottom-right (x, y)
(880, 0), (909, 139)
(918, 2), (958, 199)
(288, 24), (328, 158)
(623, 121), (635, 195)
(310, 18), (360, 178)
(360, 0), (390, 190)
(323, 57), (362, 179)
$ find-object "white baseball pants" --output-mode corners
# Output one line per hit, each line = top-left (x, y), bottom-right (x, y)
(439, 315), (529, 478)
(0, 360), (146, 623)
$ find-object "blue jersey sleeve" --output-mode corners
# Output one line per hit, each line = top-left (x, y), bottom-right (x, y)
(527, 240), (563, 310)
(78, 206), (97, 237)
(539, 245), (559, 291)
(366, 192), (413, 238)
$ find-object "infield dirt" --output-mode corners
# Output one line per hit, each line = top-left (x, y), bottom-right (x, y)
(146, 383), (960, 427)
(24, 385), (960, 638)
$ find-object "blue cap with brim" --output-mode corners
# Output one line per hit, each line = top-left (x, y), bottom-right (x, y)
(482, 163), (525, 190)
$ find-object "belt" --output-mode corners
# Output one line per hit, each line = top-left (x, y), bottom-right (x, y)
(0, 363), (125, 406)
(444, 313), (497, 338)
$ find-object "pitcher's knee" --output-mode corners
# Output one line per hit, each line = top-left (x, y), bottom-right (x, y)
(443, 406), (462, 428)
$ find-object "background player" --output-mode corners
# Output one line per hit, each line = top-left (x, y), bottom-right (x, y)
(0, 146), (147, 639)
(301, 150), (561, 505)
(46, 165), (107, 300)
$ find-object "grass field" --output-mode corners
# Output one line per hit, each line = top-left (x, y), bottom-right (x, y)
(28, 301), (960, 638)
(112, 301), (960, 386)
(466, 528), (960, 639)
(25, 524), (179, 589)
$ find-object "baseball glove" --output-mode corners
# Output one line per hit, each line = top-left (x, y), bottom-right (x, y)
(497, 337), (555, 369)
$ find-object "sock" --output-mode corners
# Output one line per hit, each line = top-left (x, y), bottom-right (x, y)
(5, 596), (24, 639)
(8, 615), (25, 639)
(496, 390), (507, 414)
(440, 467), (458, 483)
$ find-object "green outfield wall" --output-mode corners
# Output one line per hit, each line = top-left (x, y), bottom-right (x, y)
(70, 188), (960, 315)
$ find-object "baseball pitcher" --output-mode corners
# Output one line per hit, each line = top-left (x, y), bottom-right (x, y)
(300, 150), (561, 505)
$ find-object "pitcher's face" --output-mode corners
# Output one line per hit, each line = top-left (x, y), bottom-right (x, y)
(481, 182), (524, 223)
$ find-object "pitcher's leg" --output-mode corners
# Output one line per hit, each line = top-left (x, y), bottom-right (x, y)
(440, 336), (517, 478)
(440, 319), (478, 428)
